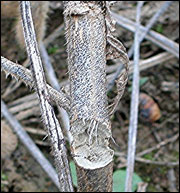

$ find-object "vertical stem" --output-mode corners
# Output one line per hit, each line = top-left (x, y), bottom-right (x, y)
(63, 1), (113, 192)
(39, 42), (73, 143)
(20, 2), (73, 191)
(125, 1), (144, 192)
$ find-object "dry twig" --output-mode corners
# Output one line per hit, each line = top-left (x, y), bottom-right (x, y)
(137, 133), (179, 157)
(135, 157), (179, 166)
(111, 13), (179, 58)
(125, 2), (144, 192)
(114, 132), (179, 168)
(107, 52), (175, 76)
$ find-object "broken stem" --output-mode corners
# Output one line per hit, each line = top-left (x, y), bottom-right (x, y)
(63, 1), (114, 192)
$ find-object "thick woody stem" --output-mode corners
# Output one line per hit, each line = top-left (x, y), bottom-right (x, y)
(76, 162), (113, 192)
(63, 1), (113, 192)
(20, 2), (73, 191)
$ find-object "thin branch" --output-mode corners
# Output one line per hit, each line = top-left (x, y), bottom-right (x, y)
(114, 151), (179, 167)
(6, 99), (39, 114)
(135, 157), (179, 167)
(137, 133), (179, 157)
(114, 132), (179, 168)
(107, 52), (175, 75)
(40, 42), (61, 90)
(19, 2), (73, 191)
(44, 23), (64, 47)
(128, 1), (173, 58)
(125, 2), (143, 192)
(111, 13), (179, 58)
(1, 56), (71, 113)
(24, 127), (47, 136)
(8, 92), (37, 106)
(1, 99), (60, 189)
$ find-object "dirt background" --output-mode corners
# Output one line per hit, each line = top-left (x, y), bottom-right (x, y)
(1, 1), (179, 192)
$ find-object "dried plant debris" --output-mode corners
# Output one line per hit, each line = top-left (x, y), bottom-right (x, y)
(1, 120), (18, 159)
(105, 1), (129, 116)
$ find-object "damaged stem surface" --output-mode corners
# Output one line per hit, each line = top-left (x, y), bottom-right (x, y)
(64, 1), (114, 192)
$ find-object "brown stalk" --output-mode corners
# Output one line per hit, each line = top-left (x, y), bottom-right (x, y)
(63, 1), (115, 192)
